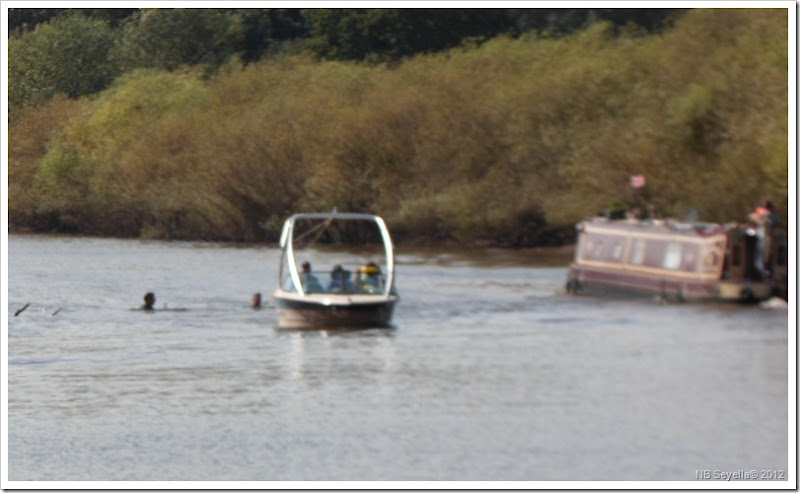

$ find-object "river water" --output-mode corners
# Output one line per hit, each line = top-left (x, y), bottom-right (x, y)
(5, 234), (792, 485)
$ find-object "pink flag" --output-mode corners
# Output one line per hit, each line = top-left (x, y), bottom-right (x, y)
(630, 175), (646, 188)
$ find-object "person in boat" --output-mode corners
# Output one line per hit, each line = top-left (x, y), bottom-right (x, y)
(749, 199), (779, 278)
(299, 261), (324, 293)
(142, 292), (156, 311)
(356, 261), (383, 293)
(328, 264), (355, 293)
(749, 199), (778, 225)
(284, 261), (324, 293)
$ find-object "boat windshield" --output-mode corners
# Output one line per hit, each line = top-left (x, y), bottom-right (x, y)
(277, 213), (396, 297)
(282, 266), (389, 295)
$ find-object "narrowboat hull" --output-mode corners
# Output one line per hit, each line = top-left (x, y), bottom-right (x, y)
(274, 291), (398, 329)
(566, 264), (772, 302)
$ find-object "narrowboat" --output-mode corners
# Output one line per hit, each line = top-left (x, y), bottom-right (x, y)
(566, 217), (788, 302)
(273, 212), (399, 329)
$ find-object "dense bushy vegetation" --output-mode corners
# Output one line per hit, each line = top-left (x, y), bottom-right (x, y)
(8, 8), (679, 116)
(8, 8), (789, 245)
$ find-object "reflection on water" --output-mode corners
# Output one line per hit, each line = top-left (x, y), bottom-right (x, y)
(6, 234), (790, 483)
(288, 332), (305, 381)
(283, 326), (398, 386)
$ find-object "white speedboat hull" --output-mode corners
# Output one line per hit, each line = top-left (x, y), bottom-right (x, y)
(274, 291), (398, 329)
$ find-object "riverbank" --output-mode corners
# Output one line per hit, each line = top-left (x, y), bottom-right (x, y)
(5, 228), (579, 256)
(8, 9), (788, 245)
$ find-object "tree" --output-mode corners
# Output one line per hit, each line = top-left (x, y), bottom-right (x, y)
(510, 8), (682, 35)
(114, 9), (244, 73)
(7, 8), (66, 34)
(8, 8), (138, 34)
(234, 9), (311, 63)
(307, 9), (515, 61)
(8, 12), (119, 114)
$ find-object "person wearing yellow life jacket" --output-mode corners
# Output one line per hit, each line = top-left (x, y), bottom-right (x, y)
(356, 261), (383, 293)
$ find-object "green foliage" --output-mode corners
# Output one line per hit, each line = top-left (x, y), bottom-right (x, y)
(234, 9), (311, 62)
(8, 8), (67, 33)
(306, 9), (515, 61)
(114, 9), (245, 73)
(8, 96), (87, 231)
(8, 8), (789, 244)
(8, 8), (682, 117)
(8, 8), (137, 33)
(509, 8), (681, 35)
(34, 139), (87, 210)
(8, 12), (119, 113)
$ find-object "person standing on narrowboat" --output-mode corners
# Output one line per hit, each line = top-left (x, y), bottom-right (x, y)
(749, 199), (778, 278)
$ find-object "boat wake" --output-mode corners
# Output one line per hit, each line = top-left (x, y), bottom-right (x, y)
(759, 297), (788, 309)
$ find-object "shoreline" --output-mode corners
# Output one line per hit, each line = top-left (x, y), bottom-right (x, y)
(6, 230), (578, 268)
(6, 227), (579, 251)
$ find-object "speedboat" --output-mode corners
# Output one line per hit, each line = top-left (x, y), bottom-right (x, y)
(566, 216), (788, 302)
(272, 212), (399, 329)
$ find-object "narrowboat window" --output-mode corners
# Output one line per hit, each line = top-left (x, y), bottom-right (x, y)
(644, 242), (666, 267)
(578, 238), (598, 260)
(592, 239), (605, 259)
(630, 239), (646, 265)
(579, 234), (623, 262)
(663, 242), (682, 270)
(681, 244), (699, 271)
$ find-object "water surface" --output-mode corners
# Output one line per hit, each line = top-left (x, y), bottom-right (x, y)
(6, 235), (790, 483)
